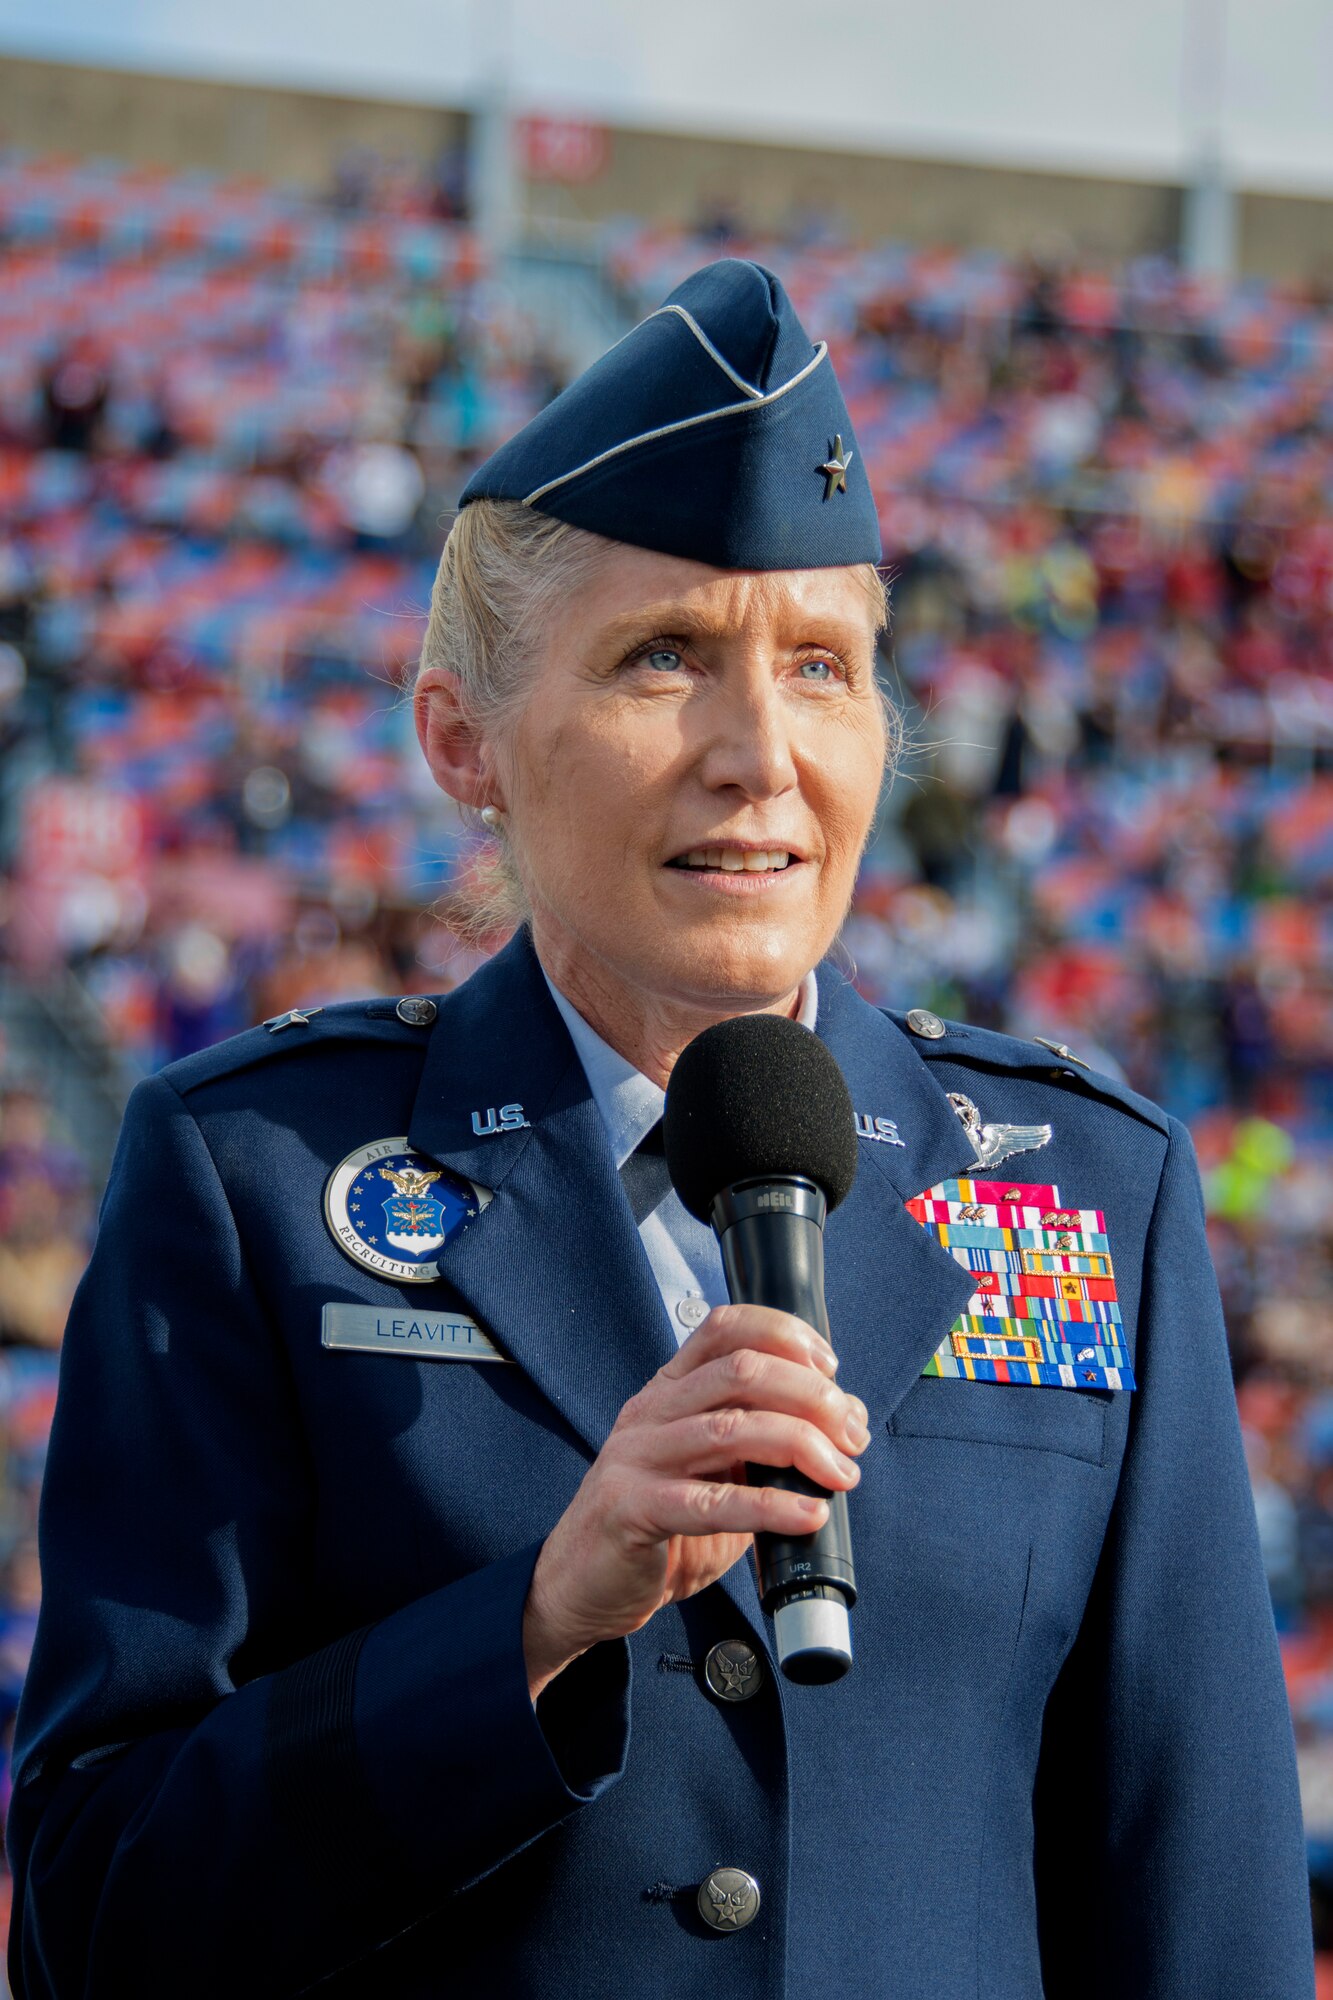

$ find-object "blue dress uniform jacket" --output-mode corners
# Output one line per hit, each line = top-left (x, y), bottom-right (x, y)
(7, 930), (1313, 1998)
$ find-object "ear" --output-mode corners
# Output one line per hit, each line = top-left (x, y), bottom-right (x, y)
(414, 667), (502, 811)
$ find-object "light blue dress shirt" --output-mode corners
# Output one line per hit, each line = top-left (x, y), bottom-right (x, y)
(544, 972), (818, 1346)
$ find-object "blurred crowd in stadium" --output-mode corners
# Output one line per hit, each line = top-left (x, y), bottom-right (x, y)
(0, 147), (1331, 1968)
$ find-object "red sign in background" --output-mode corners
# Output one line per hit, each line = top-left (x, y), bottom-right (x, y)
(517, 116), (610, 184)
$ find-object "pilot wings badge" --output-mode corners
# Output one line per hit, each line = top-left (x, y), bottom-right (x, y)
(948, 1093), (1052, 1172)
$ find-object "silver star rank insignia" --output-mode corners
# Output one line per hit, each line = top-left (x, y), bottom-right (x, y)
(265, 1006), (325, 1033)
(818, 434), (853, 499)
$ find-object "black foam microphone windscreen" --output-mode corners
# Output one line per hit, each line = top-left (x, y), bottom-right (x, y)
(662, 1012), (858, 1222)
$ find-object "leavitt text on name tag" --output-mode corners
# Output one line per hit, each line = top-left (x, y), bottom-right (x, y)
(321, 1301), (511, 1363)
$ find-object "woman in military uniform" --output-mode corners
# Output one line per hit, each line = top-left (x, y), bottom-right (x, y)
(8, 262), (1313, 1998)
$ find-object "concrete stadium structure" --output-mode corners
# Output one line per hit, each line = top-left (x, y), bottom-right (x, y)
(2, 51), (1331, 281)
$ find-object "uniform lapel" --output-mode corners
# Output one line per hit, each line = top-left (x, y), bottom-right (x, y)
(410, 942), (981, 1438)
(404, 939), (978, 1657)
(407, 931), (677, 1457)
(815, 968), (980, 1422)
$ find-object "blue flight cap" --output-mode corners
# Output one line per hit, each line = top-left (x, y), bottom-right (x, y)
(459, 259), (882, 570)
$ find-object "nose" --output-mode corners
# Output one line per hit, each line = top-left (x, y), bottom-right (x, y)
(697, 660), (799, 803)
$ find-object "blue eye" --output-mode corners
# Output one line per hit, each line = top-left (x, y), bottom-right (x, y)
(643, 648), (684, 673)
(798, 658), (835, 681)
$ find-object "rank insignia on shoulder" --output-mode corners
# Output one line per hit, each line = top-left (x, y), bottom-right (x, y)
(266, 1005), (324, 1032)
(1032, 1035), (1091, 1070)
(906, 1177), (1135, 1393)
(324, 1139), (489, 1285)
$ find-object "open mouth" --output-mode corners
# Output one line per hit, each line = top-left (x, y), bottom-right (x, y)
(665, 847), (797, 875)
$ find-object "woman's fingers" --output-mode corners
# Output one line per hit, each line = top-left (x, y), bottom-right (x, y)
(625, 1306), (869, 1459)
(646, 1348), (869, 1454)
(646, 1476), (830, 1542)
(522, 1301), (864, 1690)
(632, 1408), (863, 1491)
(660, 1303), (837, 1383)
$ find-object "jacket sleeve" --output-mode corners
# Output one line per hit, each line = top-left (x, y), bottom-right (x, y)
(6, 1072), (630, 1999)
(1034, 1115), (1313, 1999)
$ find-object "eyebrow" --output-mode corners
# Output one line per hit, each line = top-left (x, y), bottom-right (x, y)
(594, 600), (873, 650)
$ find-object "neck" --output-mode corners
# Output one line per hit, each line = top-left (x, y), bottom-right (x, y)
(532, 928), (804, 1090)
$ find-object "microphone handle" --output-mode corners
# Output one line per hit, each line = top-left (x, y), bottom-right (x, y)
(711, 1178), (857, 1683)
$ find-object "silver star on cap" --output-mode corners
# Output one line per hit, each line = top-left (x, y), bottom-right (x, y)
(818, 434), (853, 499)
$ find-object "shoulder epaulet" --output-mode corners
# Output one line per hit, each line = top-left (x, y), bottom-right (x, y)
(160, 996), (440, 1098)
(883, 1007), (1170, 1138)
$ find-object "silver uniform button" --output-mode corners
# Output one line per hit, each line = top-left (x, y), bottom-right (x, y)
(704, 1640), (763, 1703)
(697, 1867), (761, 1933)
(396, 996), (438, 1026)
(675, 1293), (710, 1331)
(907, 1007), (946, 1039)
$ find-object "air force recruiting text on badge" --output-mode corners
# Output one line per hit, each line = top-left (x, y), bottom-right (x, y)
(908, 1178), (1135, 1393)
(323, 1138), (488, 1284)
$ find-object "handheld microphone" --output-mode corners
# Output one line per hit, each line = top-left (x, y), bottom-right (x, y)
(662, 1013), (859, 1684)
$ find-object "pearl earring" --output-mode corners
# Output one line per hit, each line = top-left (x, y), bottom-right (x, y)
(480, 805), (503, 831)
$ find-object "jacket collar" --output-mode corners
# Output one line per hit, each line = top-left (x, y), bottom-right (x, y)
(544, 976), (664, 1170)
(408, 934), (979, 1449)
(813, 964), (982, 1420)
(407, 931), (679, 1456)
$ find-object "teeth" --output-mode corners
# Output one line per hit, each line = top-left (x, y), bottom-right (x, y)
(675, 849), (792, 871)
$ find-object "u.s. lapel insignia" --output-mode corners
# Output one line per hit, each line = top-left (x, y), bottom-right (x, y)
(854, 1110), (905, 1148)
(324, 1138), (490, 1285)
(948, 1092), (1052, 1171)
(906, 1177), (1134, 1393)
(470, 1103), (529, 1137)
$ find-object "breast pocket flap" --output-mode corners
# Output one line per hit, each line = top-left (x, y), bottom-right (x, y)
(889, 1375), (1109, 1466)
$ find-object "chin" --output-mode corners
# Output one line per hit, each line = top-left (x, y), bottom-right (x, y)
(642, 922), (815, 1009)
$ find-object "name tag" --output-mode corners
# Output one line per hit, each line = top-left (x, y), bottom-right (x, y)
(321, 1301), (511, 1363)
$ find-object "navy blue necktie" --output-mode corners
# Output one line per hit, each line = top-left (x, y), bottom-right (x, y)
(620, 1120), (672, 1226)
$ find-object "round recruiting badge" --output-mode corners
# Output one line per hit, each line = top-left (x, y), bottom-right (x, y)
(323, 1138), (486, 1285)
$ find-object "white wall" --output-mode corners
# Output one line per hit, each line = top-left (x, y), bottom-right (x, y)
(1, 0), (1331, 195)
